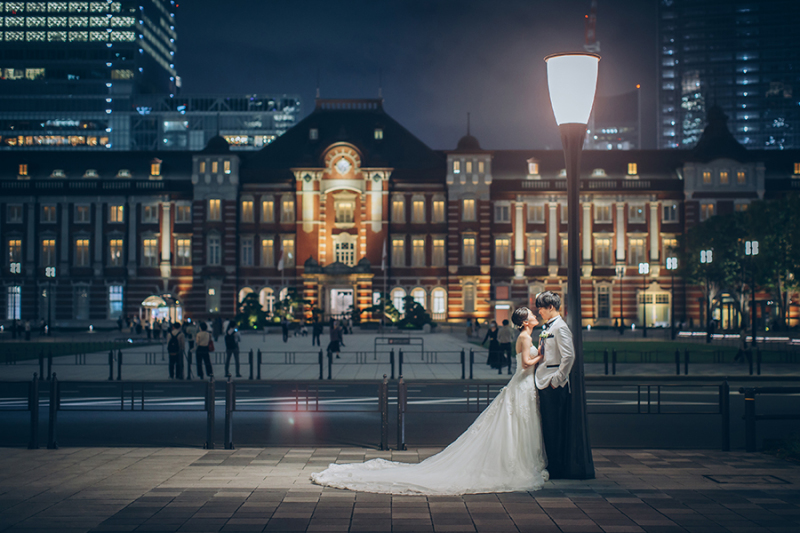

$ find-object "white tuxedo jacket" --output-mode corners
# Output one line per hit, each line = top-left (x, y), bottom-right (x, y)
(534, 315), (575, 390)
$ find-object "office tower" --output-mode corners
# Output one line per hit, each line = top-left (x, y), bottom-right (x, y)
(657, 0), (800, 149)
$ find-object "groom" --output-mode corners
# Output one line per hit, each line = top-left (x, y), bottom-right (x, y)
(534, 291), (574, 479)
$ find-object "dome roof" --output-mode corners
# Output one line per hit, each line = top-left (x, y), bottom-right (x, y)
(690, 105), (747, 163)
(455, 134), (482, 152)
(202, 135), (231, 154)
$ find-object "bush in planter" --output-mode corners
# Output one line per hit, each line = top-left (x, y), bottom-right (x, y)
(361, 293), (400, 324)
(397, 296), (432, 329)
(235, 292), (269, 330)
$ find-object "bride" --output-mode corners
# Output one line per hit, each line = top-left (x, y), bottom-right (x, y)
(310, 307), (549, 495)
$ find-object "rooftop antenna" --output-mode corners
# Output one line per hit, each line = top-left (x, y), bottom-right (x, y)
(316, 69), (320, 99)
(378, 69), (383, 99)
(584, 0), (600, 53)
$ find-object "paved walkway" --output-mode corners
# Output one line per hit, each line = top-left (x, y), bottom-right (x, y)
(0, 447), (798, 533)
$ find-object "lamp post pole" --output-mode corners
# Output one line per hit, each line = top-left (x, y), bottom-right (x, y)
(545, 51), (599, 480)
(639, 262), (649, 338)
(666, 257), (678, 340)
(616, 265), (624, 333)
(701, 249), (713, 343)
(745, 240), (758, 346)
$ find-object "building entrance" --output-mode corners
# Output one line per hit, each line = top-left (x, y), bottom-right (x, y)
(330, 288), (354, 319)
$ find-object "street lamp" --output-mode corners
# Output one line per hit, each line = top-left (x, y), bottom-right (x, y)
(638, 262), (649, 337)
(545, 51), (599, 480)
(666, 257), (678, 340)
(745, 240), (758, 347)
(701, 249), (713, 343)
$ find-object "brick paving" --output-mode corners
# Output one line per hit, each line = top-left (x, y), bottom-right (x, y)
(0, 447), (798, 533)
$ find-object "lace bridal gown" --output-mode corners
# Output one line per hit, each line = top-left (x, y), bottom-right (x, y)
(310, 348), (549, 495)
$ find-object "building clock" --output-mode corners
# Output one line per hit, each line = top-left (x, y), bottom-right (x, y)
(335, 157), (352, 175)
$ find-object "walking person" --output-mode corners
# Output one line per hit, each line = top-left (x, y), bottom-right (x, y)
(161, 318), (170, 339)
(281, 317), (289, 342)
(327, 320), (343, 359)
(474, 319), (482, 339)
(498, 319), (515, 370)
(144, 319), (151, 340)
(166, 322), (185, 379)
(224, 324), (242, 378)
(153, 318), (160, 340)
(312, 317), (323, 347)
(195, 322), (214, 379)
(465, 318), (473, 339)
(481, 321), (501, 369)
(183, 318), (196, 379)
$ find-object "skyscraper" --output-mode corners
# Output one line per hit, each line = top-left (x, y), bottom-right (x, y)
(657, 0), (800, 149)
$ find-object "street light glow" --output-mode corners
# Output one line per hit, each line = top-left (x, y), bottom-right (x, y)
(666, 257), (678, 270)
(638, 262), (650, 275)
(745, 240), (759, 256)
(700, 249), (713, 264)
(545, 53), (600, 125)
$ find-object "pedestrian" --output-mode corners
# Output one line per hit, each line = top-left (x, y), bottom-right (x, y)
(212, 316), (223, 343)
(466, 318), (473, 339)
(166, 322), (185, 379)
(281, 317), (289, 342)
(482, 321), (501, 369)
(299, 317), (308, 337)
(327, 320), (343, 359)
(474, 319), (482, 339)
(194, 321), (214, 379)
(116, 315), (123, 332)
(498, 319), (514, 369)
(312, 317), (322, 346)
(144, 320), (151, 339)
(153, 318), (161, 339)
(161, 318), (169, 339)
(346, 316), (353, 334)
(183, 318), (196, 379)
(24, 319), (31, 341)
(39, 318), (46, 336)
(224, 324), (242, 378)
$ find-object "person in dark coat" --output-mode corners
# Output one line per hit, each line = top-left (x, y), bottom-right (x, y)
(327, 320), (343, 359)
(482, 321), (501, 369)
(312, 317), (323, 346)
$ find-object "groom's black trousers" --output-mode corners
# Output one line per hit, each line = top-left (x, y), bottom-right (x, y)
(539, 384), (571, 479)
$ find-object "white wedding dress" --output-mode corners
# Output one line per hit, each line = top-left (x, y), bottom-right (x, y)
(310, 348), (548, 495)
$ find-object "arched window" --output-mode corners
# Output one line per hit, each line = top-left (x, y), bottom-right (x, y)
(411, 287), (426, 309)
(238, 287), (254, 304)
(431, 287), (447, 320)
(391, 287), (406, 314)
(259, 287), (275, 313)
(463, 283), (475, 313)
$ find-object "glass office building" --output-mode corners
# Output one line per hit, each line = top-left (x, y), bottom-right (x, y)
(658, 0), (800, 149)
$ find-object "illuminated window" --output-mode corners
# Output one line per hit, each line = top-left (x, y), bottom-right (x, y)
(432, 199), (445, 223)
(74, 205), (90, 223)
(7, 205), (22, 223)
(241, 237), (254, 267)
(462, 198), (475, 221)
(241, 200), (254, 223)
(374, 128), (383, 140)
(143, 205), (159, 224)
(737, 170), (746, 184)
(208, 199), (221, 221)
(391, 288), (406, 314)
(150, 160), (161, 176)
(528, 204), (544, 223)
(108, 238), (123, 266)
(69, 15), (87, 25)
(560, 205), (569, 223)
(432, 288), (446, 314)
(309, 128), (318, 140)
(335, 199), (354, 223)
(412, 287), (426, 309)
(108, 285), (123, 319)
(478, 160), (485, 173)
(280, 198), (295, 223)
(597, 285), (611, 319)
(41, 205), (56, 223)
(392, 196), (405, 223)
(463, 236), (476, 266)
(628, 204), (645, 223)
(662, 238), (678, 264)
(211, 161), (218, 174)
(702, 170), (711, 184)
(794, 162), (800, 175)
(7, 286), (21, 320)
(25, 68), (45, 80)
(594, 204), (611, 223)
(662, 202), (678, 222)
(68, 30), (86, 41)
(528, 238), (544, 266)
(142, 239), (158, 267)
(223, 160), (231, 174)
(412, 198), (425, 223)
(261, 239), (274, 267)
(261, 198), (274, 222)
(432, 238), (445, 266)
(463, 283), (475, 313)
(207, 236), (221, 265)
(175, 238), (191, 266)
(109, 204), (124, 223)
(453, 160), (460, 174)
(412, 238), (425, 267)
(629, 238), (646, 265)
(494, 204), (510, 223)
(198, 161), (206, 173)
(528, 160), (539, 175)
(41, 239), (56, 267)
(734, 203), (749, 212)
(466, 161), (473, 174)
(281, 238), (295, 267)
(175, 204), (191, 223)
(18, 164), (28, 176)
(8, 239), (22, 273)
(495, 238), (510, 266)
(69, 2), (90, 13)
(392, 238), (405, 267)
(595, 238), (612, 266)
(720, 171), (729, 185)
(111, 69), (133, 79)
(700, 202), (715, 221)
(561, 237), (569, 266)
(627, 162), (638, 175)
(334, 240), (355, 266)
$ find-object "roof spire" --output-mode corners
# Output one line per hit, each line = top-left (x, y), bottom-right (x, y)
(467, 112), (471, 135)
(378, 69), (383, 99)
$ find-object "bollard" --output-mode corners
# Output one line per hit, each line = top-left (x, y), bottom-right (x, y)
(611, 349), (617, 375)
(603, 349), (609, 375)
(460, 349), (466, 380)
(38, 350), (44, 380)
(684, 349), (689, 375)
(28, 373), (39, 449)
(327, 350), (332, 380)
(47, 373), (58, 449)
(248, 349), (254, 380)
(397, 376), (406, 450)
(398, 350), (404, 377)
(469, 349), (474, 379)
(318, 350), (324, 380)
(756, 349), (761, 376)
(224, 377), (234, 450)
(108, 349), (114, 381)
(117, 349), (123, 380)
(379, 374), (389, 450)
(47, 351), (53, 380)
(675, 350), (680, 376)
(205, 377), (215, 450)
(257, 349), (262, 380)
(720, 381), (730, 452)
(390, 350), (395, 380)
(743, 387), (756, 452)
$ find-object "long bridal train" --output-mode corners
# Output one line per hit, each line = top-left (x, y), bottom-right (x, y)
(310, 350), (548, 495)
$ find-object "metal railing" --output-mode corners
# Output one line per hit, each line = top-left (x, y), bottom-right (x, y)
(739, 386), (800, 452)
(0, 374), (40, 449)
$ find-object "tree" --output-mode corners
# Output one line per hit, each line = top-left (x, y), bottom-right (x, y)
(397, 295), (431, 329)
(235, 292), (269, 330)
(275, 288), (309, 321)
(362, 293), (401, 324)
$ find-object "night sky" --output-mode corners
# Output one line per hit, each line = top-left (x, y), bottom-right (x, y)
(178, 0), (657, 150)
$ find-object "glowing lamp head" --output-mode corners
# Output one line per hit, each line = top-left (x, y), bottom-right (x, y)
(545, 53), (600, 125)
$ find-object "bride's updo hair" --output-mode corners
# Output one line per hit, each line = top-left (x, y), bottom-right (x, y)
(511, 307), (531, 330)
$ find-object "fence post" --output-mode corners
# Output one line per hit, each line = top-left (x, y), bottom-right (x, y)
(720, 381), (730, 452)
(460, 349), (466, 380)
(47, 350), (53, 380)
(398, 350), (403, 378)
(603, 349), (608, 375)
(469, 349), (474, 379)
(390, 350), (395, 380)
(319, 350), (324, 380)
(108, 349), (114, 381)
(28, 373), (39, 450)
(675, 350), (680, 376)
(397, 376), (406, 450)
(756, 349), (761, 376)
(257, 349), (262, 380)
(611, 349), (617, 375)
(327, 350), (332, 380)
(748, 349), (753, 375)
(38, 350), (44, 380)
(205, 377), (215, 450)
(224, 376), (234, 450)
(248, 349), (254, 380)
(379, 374), (389, 451)
(47, 373), (58, 450)
(743, 387), (756, 452)
(117, 349), (123, 380)
(684, 349), (689, 375)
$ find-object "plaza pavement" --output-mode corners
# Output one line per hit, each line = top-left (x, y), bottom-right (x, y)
(0, 446), (799, 533)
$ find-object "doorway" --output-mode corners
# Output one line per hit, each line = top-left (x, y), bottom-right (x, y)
(330, 288), (353, 319)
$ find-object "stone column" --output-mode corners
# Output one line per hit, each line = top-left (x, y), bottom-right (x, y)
(649, 200), (660, 277)
(160, 201), (171, 279)
(127, 199), (137, 275)
(60, 202), (69, 277)
(26, 203), (35, 266)
(616, 201), (625, 263)
(548, 202), (558, 277)
(514, 201), (525, 278)
(93, 201), (104, 276)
